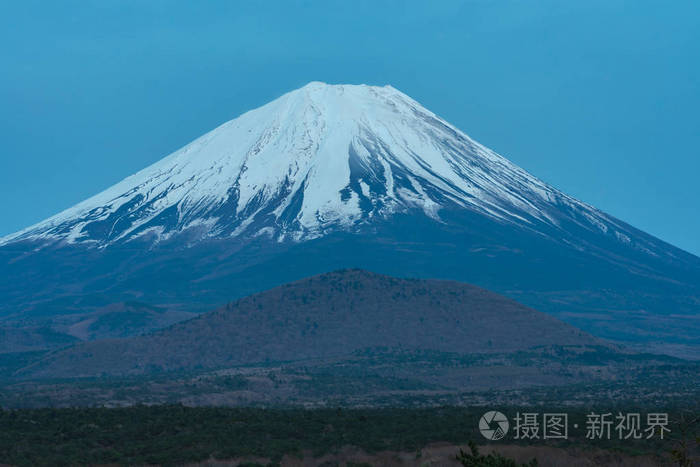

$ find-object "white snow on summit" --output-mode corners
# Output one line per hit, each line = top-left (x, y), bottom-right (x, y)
(1, 82), (631, 247)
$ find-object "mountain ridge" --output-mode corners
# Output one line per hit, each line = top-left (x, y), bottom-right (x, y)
(15, 269), (605, 379)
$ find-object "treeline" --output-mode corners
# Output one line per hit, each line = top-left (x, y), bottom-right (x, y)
(0, 405), (694, 466)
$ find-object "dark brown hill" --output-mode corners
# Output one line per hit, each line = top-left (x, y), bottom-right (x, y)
(19, 269), (600, 378)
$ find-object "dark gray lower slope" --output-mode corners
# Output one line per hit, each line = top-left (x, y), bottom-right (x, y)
(1, 207), (698, 356)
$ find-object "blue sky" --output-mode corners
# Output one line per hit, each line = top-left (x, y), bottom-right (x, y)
(1, 0), (698, 255)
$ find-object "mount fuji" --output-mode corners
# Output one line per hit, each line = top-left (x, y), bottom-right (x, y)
(0, 82), (656, 248)
(1, 82), (698, 356)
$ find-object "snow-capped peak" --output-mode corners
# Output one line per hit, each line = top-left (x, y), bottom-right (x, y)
(1, 82), (626, 247)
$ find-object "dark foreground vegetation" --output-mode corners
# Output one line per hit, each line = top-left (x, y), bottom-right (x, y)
(0, 405), (697, 466)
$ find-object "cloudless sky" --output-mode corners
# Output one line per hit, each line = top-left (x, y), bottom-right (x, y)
(1, 0), (698, 255)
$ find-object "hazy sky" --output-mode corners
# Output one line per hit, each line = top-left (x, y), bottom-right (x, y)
(1, 0), (698, 255)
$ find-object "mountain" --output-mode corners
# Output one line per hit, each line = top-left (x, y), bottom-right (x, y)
(1, 82), (698, 355)
(7, 271), (700, 409)
(16, 270), (603, 379)
(0, 82), (682, 252)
